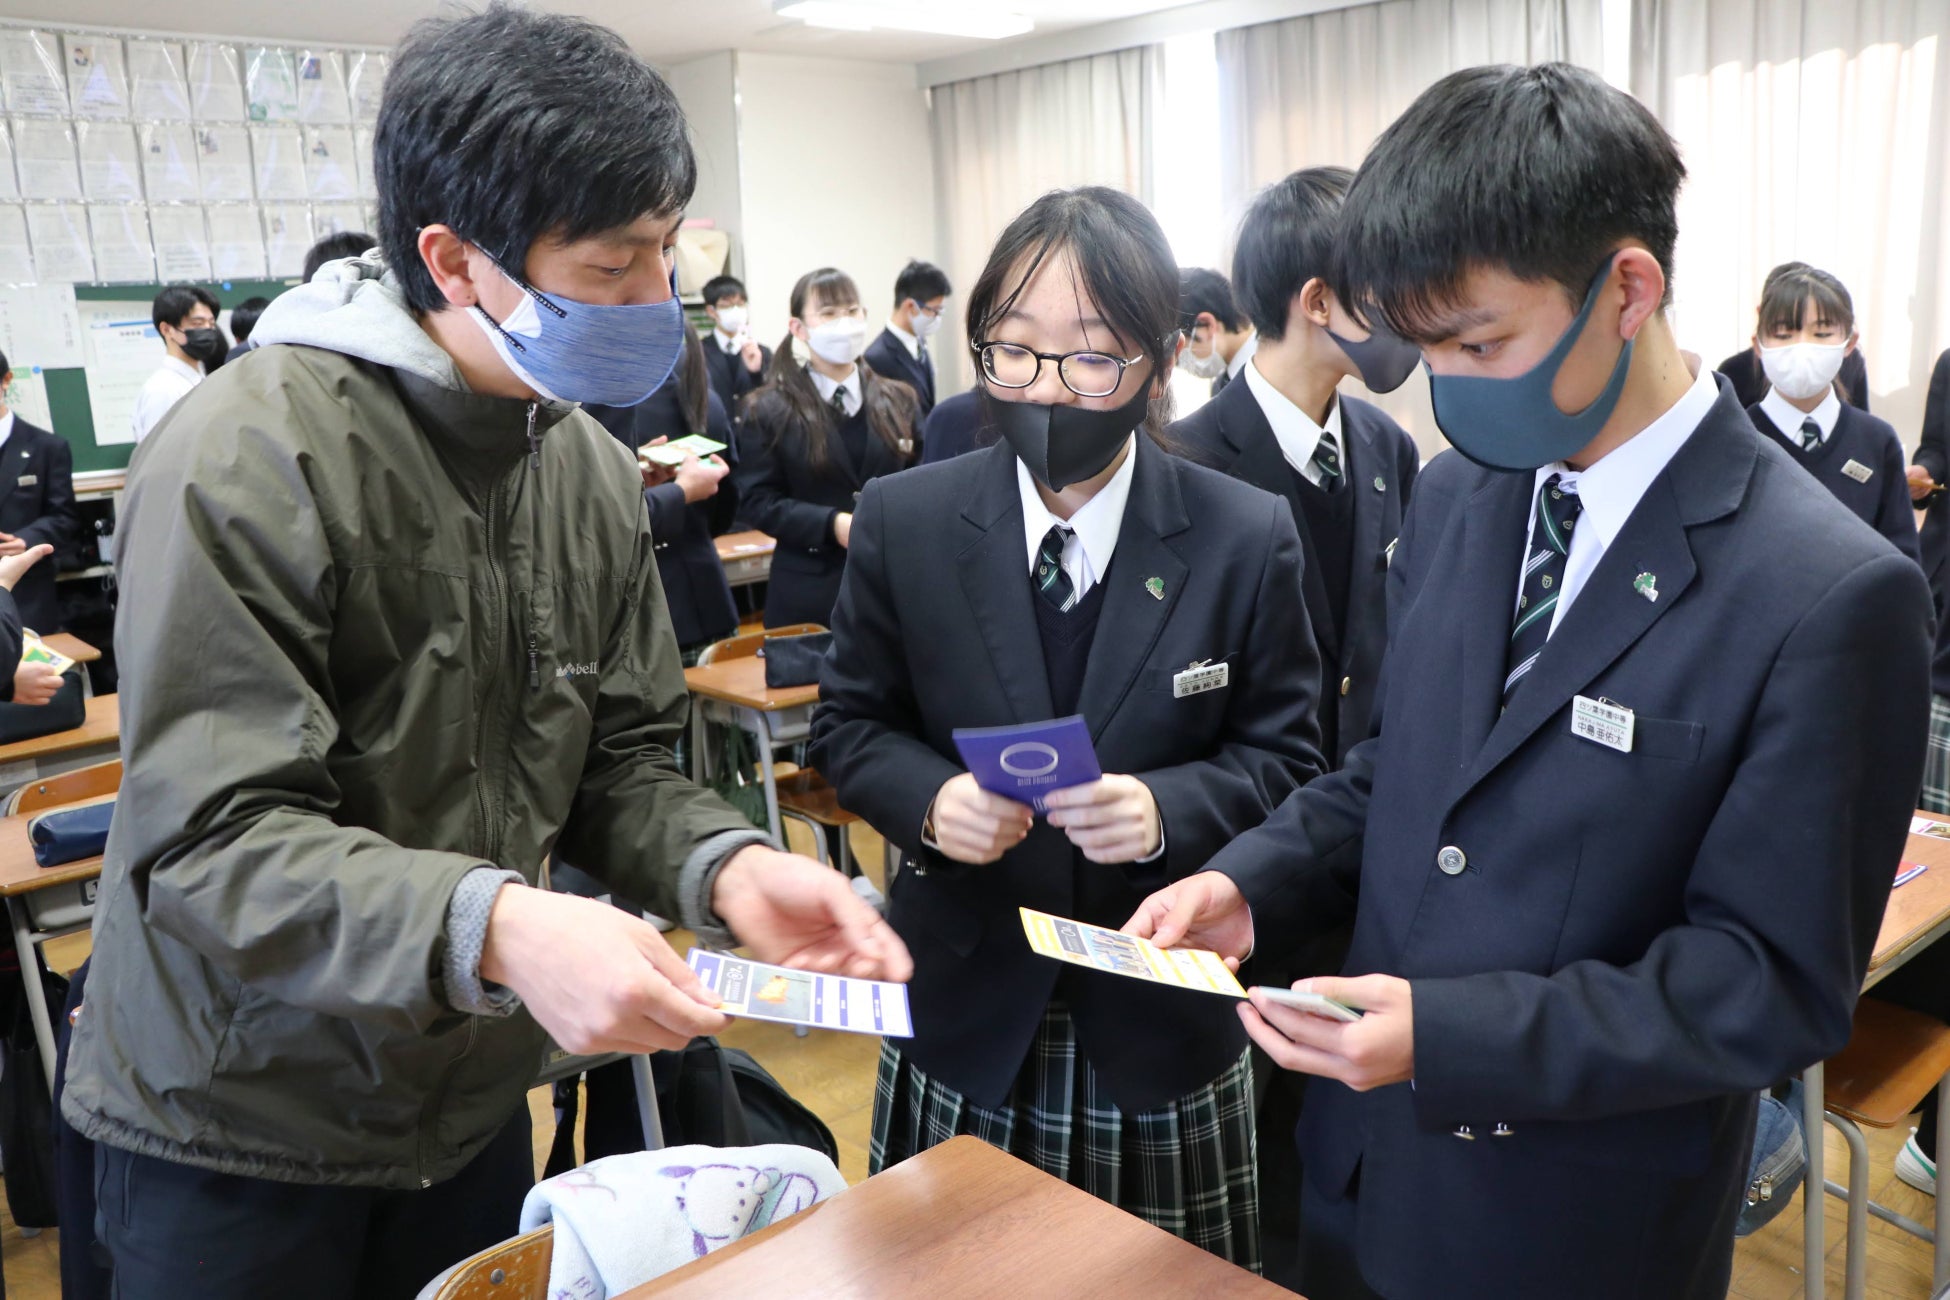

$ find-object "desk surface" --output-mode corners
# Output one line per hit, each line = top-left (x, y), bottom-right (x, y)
(715, 531), (776, 563)
(684, 656), (818, 712)
(0, 807), (102, 897)
(1869, 812), (1950, 980)
(0, 694), (118, 767)
(624, 1135), (1289, 1298)
(41, 633), (101, 665)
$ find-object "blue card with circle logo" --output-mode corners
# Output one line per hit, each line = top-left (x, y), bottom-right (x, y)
(952, 715), (1102, 814)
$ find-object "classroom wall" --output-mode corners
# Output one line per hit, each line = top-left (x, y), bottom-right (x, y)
(732, 51), (939, 353)
(662, 51), (744, 278)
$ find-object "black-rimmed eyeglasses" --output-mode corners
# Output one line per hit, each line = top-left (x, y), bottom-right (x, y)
(971, 340), (1146, 399)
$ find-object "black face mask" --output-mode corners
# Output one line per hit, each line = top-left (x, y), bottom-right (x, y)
(983, 381), (1152, 491)
(1325, 319), (1423, 394)
(178, 327), (227, 365)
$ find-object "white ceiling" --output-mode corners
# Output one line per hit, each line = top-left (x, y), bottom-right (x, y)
(0, 0), (1205, 66)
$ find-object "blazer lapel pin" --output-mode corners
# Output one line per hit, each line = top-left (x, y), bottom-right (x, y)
(1633, 572), (1659, 603)
(1145, 576), (1164, 600)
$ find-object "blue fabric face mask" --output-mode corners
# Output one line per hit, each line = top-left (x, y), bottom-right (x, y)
(469, 255), (685, 407)
(1426, 256), (1633, 472)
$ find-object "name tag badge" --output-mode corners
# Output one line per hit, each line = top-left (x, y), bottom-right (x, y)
(1571, 695), (1634, 753)
(1173, 661), (1229, 699)
(16, 475), (34, 486)
(1842, 459), (1873, 484)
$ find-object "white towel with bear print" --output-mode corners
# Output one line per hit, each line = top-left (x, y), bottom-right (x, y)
(518, 1144), (845, 1297)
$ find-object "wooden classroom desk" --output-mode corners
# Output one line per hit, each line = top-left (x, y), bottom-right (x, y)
(1802, 811), (1950, 1299)
(624, 1135), (1290, 1299)
(41, 633), (101, 666)
(715, 531), (775, 589)
(682, 656), (818, 713)
(0, 808), (104, 1092)
(0, 693), (119, 788)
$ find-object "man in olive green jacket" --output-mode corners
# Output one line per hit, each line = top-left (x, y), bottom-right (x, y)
(60, 9), (908, 1297)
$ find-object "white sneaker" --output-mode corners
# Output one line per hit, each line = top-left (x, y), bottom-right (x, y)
(1896, 1129), (1937, 1196)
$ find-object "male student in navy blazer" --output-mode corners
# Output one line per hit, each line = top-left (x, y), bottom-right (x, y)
(1170, 168), (1421, 768)
(0, 351), (79, 634)
(1128, 64), (1933, 1300)
(699, 275), (772, 420)
(863, 260), (950, 417)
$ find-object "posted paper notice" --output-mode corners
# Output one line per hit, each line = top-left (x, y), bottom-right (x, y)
(687, 950), (913, 1038)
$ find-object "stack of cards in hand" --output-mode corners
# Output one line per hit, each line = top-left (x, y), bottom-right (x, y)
(639, 434), (727, 468)
(687, 949), (913, 1038)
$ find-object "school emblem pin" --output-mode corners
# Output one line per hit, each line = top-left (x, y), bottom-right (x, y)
(1633, 572), (1659, 603)
(1145, 576), (1165, 600)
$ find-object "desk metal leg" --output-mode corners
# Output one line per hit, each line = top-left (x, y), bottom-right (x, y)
(1805, 1060), (1827, 1300)
(1821, 1113), (1869, 1300)
(6, 895), (57, 1094)
(631, 1054), (664, 1152)
(745, 706), (783, 850)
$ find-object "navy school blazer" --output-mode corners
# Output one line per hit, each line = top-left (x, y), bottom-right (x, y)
(1207, 381), (1932, 1298)
(0, 418), (80, 633)
(809, 436), (1325, 1112)
(1747, 399), (1919, 568)
(1168, 378), (1418, 766)
(864, 327), (937, 415)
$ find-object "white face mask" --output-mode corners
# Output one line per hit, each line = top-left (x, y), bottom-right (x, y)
(1759, 341), (1847, 401)
(805, 316), (869, 366)
(713, 305), (748, 336)
(910, 306), (943, 340)
(1180, 336), (1227, 380)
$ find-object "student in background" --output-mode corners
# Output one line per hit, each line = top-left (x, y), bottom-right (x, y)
(585, 323), (740, 660)
(811, 186), (1324, 1271)
(0, 349), (80, 646)
(920, 388), (988, 464)
(1127, 63), (1931, 1300)
(303, 230), (376, 283)
(1911, 347), (1950, 613)
(700, 274), (771, 417)
(131, 284), (223, 444)
(1176, 268), (1258, 408)
(224, 296), (274, 364)
(1716, 260), (1871, 410)
(1166, 167), (1422, 1289)
(733, 267), (921, 629)
(1741, 264), (1917, 565)
(864, 259), (951, 416)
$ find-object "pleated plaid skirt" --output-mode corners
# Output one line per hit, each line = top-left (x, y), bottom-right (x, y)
(1925, 694), (1950, 815)
(869, 1002), (1261, 1273)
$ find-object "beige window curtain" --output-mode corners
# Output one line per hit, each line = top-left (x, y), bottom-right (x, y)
(1215, 0), (1605, 450)
(929, 47), (1163, 392)
(1633, 0), (1950, 443)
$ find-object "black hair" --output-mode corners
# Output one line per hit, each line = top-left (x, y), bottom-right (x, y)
(745, 268), (917, 474)
(228, 295), (273, 343)
(964, 187), (1180, 438)
(1233, 167), (1353, 340)
(375, 2), (697, 315)
(1756, 264), (1854, 337)
(1334, 63), (1686, 342)
(152, 284), (219, 332)
(302, 231), (374, 283)
(893, 259), (952, 308)
(0, 346), (8, 376)
(1177, 267), (1245, 337)
(672, 320), (708, 437)
(701, 274), (747, 308)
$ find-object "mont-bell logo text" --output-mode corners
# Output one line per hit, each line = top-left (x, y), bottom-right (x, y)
(555, 662), (599, 679)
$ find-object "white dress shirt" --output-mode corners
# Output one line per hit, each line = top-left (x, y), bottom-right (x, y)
(131, 355), (203, 444)
(1518, 363), (1720, 635)
(1016, 434), (1138, 603)
(1243, 358), (1344, 486)
(714, 328), (741, 354)
(809, 365), (863, 419)
(1226, 332), (1257, 381)
(0, 410), (15, 455)
(1759, 383), (1840, 449)
(887, 321), (924, 362)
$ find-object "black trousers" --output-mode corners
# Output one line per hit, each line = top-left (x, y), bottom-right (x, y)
(1299, 1177), (1388, 1300)
(95, 1110), (534, 1300)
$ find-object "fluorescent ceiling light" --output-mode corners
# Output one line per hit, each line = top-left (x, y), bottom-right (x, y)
(774, 1), (1036, 40)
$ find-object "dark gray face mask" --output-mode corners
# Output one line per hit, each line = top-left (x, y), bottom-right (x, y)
(983, 382), (1151, 491)
(1324, 318), (1422, 394)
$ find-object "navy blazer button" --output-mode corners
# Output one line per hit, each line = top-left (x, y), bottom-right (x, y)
(1453, 1124), (1476, 1140)
(1437, 846), (1467, 875)
(1492, 1122), (1514, 1137)
(1340, 676), (1352, 697)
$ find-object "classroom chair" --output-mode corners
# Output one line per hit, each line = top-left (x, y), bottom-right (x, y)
(1818, 996), (1950, 1300)
(418, 1225), (553, 1300)
(3, 758), (122, 815)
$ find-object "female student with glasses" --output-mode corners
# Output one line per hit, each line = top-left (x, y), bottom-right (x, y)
(809, 187), (1325, 1270)
(732, 268), (924, 629)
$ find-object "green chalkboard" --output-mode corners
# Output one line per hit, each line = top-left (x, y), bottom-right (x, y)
(43, 278), (296, 473)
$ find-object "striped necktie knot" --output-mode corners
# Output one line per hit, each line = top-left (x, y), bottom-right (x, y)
(1036, 524), (1077, 612)
(1505, 474), (1584, 702)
